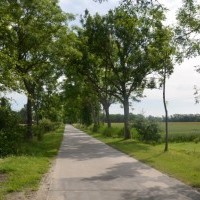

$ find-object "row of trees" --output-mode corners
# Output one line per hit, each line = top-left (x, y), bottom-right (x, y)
(98, 113), (200, 123)
(63, 0), (200, 151)
(0, 0), (77, 140)
(1, 0), (200, 151)
(64, 0), (175, 153)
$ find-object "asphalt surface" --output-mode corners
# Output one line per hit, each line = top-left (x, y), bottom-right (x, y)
(46, 125), (200, 200)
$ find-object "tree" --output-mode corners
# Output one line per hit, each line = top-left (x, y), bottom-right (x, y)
(62, 76), (83, 124)
(0, 1), (19, 92)
(62, 74), (100, 127)
(177, 0), (200, 103)
(147, 22), (176, 151)
(34, 86), (64, 123)
(79, 11), (116, 128)
(176, 0), (200, 59)
(18, 105), (27, 124)
(0, 0), (72, 140)
(101, 1), (167, 139)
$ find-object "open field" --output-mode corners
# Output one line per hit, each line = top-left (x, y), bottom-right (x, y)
(0, 125), (64, 200)
(160, 122), (200, 138)
(80, 122), (200, 189)
(98, 122), (200, 142)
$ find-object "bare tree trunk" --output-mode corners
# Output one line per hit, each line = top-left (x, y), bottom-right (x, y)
(123, 97), (131, 139)
(163, 67), (169, 152)
(26, 96), (33, 140)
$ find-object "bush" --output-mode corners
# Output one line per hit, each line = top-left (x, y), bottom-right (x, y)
(193, 137), (200, 144)
(92, 124), (100, 132)
(0, 107), (19, 131)
(0, 107), (23, 157)
(34, 119), (62, 140)
(39, 119), (54, 132)
(0, 129), (24, 157)
(133, 116), (161, 142)
(101, 126), (124, 138)
(102, 127), (113, 137)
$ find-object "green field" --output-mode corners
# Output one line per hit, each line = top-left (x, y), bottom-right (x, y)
(160, 121), (200, 134)
(102, 122), (200, 142)
(82, 122), (200, 189)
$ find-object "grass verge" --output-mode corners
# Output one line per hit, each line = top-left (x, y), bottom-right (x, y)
(0, 125), (64, 200)
(82, 126), (200, 189)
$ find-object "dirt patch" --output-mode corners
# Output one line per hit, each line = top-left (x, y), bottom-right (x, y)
(33, 161), (55, 200)
(5, 192), (34, 200)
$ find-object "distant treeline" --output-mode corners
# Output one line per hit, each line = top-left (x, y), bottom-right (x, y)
(167, 114), (200, 122)
(101, 114), (162, 123)
(102, 114), (200, 123)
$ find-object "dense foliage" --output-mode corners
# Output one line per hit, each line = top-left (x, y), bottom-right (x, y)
(0, 0), (73, 139)
(0, 111), (23, 156)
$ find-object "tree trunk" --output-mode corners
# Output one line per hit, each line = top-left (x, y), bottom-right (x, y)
(26, 96), (33, 140)
(163, 67), (169, 152)
(35, 93), (39, 126)
(91, 102), (100, 131)
(34, 103), (39, 126)
(123, 97), (131, 139)
(103, 103), (111, 128)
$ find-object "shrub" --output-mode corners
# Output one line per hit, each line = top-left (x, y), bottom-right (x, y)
(92, 124), (100, 132)
(117, 127), (124, 138)
(193, 137), (200, 144)
(133, 116), (161, 142)
(102, 127), (113, 137)
(38, 119), (55, 133)
(0, 130), (24, 157)
(101, 126), (124, 138)
(0, 108), (19, 131)
(0, 108), (23, 157)
(34, 119), (62, 140)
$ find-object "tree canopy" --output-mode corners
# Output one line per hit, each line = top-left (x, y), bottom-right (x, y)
(0, 0), (74, 139)
(0, 0), (196, 146)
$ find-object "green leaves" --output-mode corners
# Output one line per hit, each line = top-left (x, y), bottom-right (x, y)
(176, 0), (200, 59)
(0, 0), (76, 138)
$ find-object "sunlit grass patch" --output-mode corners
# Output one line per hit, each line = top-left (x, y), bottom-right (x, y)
(0, 125), (64, 199)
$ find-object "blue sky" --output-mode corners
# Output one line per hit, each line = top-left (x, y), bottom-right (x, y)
(8, 0), (200, 117)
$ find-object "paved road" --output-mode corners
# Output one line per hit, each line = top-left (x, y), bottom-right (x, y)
(46, 125), (200, 200)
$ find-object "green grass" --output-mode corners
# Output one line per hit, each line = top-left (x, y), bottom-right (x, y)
(0, 125), (64, 199)
(82, 124), (200, 189)
(96, 122), (200, 142)
(160, 122), (200, 141)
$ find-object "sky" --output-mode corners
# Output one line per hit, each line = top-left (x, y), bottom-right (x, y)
(8, 0), (200, 117)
